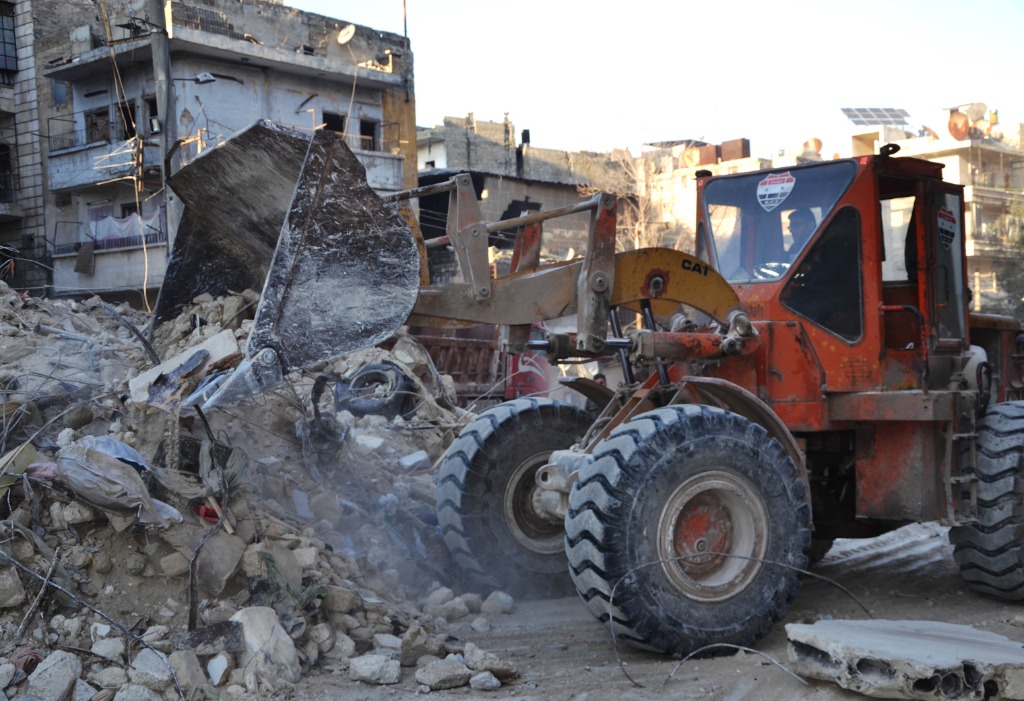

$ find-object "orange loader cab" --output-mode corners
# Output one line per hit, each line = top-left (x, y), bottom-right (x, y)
(694, 149), (1024, 536)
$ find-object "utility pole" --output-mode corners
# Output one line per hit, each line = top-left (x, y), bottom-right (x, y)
(146, 0), (181, 247)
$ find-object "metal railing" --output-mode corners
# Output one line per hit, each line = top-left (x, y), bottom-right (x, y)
(51, 219), (167, 256)
(48, 110), (141, 152)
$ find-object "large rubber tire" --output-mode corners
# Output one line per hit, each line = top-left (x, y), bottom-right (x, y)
(565, 404), (811, 656)
(437, 398), (591, 598)
(950, 401), (1024, 600)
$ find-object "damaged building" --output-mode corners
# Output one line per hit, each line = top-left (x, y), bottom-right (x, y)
(416, 115), (632, 275)
(15, 0), (416, 305)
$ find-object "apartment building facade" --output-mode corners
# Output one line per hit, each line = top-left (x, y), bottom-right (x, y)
(31, 0), (414, 305)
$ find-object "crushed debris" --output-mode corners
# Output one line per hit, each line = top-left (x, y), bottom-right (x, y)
(0, 280), (524, 698)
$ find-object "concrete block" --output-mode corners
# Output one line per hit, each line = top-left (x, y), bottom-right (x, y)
(787, 619), (1024, 700)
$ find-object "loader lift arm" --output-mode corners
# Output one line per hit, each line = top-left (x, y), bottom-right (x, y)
(156, 120), (753, 412)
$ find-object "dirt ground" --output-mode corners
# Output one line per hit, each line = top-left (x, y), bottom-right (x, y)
(291, 521), (1024, 700)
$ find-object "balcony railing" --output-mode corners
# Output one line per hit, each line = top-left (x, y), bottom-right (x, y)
(48, 110), (146, 153)
(51, 211), (166, 255)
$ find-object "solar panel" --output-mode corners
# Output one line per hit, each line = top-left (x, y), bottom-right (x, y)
(841, 107), (911, 126)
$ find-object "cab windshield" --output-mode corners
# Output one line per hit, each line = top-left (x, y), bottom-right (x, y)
(700, 161), (857, 283)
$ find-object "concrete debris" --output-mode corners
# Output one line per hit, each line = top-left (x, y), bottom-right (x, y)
(127, 329), (239, 414)
(464, 641), (518, 679)
(481, 591), (516, 615)
(470, 670), (502, 690)
(0, 566), (26, 608)
(112, 683), (163, 701)
(787, 619), (1024, 700)
(127, 649), (174, 690)
(205, 652), (232, 687)
(0, 285), (532, 696)
(27, 650), (82, 701)
(348, 654), (400, 685)
(167, 650), (205, 695)
(399, 449), (431, 473)
(415, 653), (474, 690)
(231, 607), (301, 691)
(90, 636), (125, 662)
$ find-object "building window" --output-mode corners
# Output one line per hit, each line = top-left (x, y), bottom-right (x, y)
(85, 108), (110, 144)
(359, 119), (378, 151)
(0, 143), (13, 203)
(116, 101), (136, 140)
(144, 97), (158, 134)
(975, 271), (998, 294)
(52, 81), (68, 106)
(0, 3), (16, 82)
(323, 112), (345, 133)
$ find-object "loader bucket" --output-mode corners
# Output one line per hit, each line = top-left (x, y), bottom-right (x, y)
(153, 120), (421, 406)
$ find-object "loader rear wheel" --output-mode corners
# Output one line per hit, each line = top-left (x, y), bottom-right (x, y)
(949, 401), (1024, 600)
(437, 398), (590, 598)
(565, 404), (810, 656)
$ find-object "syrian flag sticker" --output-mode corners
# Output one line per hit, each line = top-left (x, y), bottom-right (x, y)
(757, 172), (795, 212)
(937, 207), (957, 250)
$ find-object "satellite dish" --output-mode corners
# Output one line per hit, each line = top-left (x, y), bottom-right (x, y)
(948, 111), (970, 140)
(803, 138), (822, 154)
(964, 102), (987, 122)
(337, 24), (356, 45)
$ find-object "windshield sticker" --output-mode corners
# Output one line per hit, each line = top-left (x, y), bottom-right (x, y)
(757, 172), (795, 211)
(937, 207), (957, 250)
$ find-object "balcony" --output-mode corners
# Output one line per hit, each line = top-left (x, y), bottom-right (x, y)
(47, 111), (161, 191)
(49, 212), (168, 295)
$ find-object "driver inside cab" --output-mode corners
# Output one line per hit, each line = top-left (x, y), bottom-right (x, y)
(787, 208), (816, 257)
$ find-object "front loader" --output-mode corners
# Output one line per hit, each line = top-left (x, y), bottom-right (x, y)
(158, 122), (1024, 660)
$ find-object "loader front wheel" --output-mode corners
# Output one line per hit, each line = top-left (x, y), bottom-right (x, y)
(950, 401), (1024, 600)
(437, 398), (590, 598)
(565, 404), (810, 656)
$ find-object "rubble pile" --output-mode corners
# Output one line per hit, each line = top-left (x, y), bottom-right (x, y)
(0, 282), (523, 698)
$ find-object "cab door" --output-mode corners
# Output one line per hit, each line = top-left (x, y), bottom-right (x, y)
(926, 184), (968, 351)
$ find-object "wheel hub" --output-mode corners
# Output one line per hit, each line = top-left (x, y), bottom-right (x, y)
(658, 470), (768, 602)
(504, 451), (565, 556)
(673, 492), (732, 575)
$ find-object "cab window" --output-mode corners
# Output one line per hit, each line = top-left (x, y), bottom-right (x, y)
(781, 206), (863, 342)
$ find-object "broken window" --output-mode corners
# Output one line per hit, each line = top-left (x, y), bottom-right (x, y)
(359, 119), (378, 151)
(323, 112), (345, 134)
(115, 101), (137, 141)
(85, 108), (110, 144)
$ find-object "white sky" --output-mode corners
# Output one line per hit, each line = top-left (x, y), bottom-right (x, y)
(285, 0), (1024, 158)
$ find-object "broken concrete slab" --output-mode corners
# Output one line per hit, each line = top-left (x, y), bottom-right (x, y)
(128, 328), (239, 413)
(786, 619), (1024, 700)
